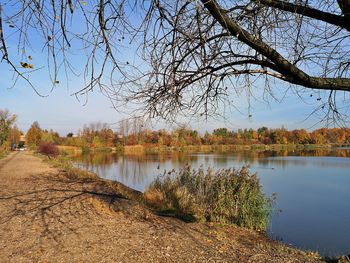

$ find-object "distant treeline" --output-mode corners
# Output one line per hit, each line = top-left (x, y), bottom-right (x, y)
(2, 115), (350, 150)
(45, 125), (350, 148)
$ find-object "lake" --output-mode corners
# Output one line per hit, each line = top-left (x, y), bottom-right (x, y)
(71, 148), (350, 257)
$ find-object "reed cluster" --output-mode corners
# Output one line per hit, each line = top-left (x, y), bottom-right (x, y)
(144, 165), (273, 230)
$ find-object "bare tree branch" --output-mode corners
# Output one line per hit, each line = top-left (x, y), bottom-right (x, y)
(256, 0), (350, 31)
(0, 0), (350, 124)
(201, 0), (350, 91)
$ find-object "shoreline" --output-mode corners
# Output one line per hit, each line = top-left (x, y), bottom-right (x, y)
(58, 143), (346, 155)
(50, 154), (324, 262)
(4, 151), (348, 261)
(60, 149), (350, 261)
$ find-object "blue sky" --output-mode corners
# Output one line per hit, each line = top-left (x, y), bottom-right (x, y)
(0, 76), (120, 134)
(0, 34), (323, 135)
(0, 67), (322, 135)
(0, 1), (329, 135)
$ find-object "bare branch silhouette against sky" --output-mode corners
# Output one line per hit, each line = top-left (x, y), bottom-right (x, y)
(1, 1), (350, 128)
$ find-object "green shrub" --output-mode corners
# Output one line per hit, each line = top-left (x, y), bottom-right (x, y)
(144, 165), (273, 231)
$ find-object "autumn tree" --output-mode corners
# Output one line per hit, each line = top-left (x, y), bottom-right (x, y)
(75, 122), (116, 147)
(8, 125), (22, 146)
(1, 1), (350, 123)
(0, 109), (16, 146)
(99, 128), (115, 147)
(41, 129), (61, 144)
(26, 121), (42, 146)
(289, 129), (310, 144)
(213, 128), (231, 144)
(143, 130), (160, 144)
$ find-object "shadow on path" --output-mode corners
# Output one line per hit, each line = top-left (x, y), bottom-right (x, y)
(0, 170), (136, 247)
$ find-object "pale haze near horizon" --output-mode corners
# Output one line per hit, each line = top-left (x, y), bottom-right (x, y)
(0, 74), (322, 136)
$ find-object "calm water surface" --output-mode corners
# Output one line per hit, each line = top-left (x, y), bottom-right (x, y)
(72, 148), (350, 257)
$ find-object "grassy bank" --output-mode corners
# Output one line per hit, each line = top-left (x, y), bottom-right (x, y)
(57, 145), (82, 155)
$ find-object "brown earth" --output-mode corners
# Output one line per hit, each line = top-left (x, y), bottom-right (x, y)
(0, 152), (324, 263)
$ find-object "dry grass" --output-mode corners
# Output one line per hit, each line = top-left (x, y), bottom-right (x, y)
(124, 145), (145, 154)
(144, 165), (273, 231)
(0, 147), (8, 159)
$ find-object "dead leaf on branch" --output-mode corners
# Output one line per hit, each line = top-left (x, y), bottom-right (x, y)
(20, 62), (34, 69)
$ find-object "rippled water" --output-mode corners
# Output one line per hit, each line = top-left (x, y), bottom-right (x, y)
(72, 148), (350, 257)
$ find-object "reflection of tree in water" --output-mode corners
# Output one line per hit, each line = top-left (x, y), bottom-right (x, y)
(108, 153), (194, 186)
(72, 149), (350, 189)
(213, 156), (228, 166)
(170, 152), (194, 164)
(215, 149), (350, 170)
(117, 156), (148, 185)
(72, 152), (122, 180)
(72, 152), (119, 166)
(226, 151), (276, 168)
(275, 148), (350, 158)
(334, 149), (350, 158)
(255, 149), (350, 169)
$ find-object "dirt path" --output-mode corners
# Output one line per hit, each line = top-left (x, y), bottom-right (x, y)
(0, 152), (323, 263)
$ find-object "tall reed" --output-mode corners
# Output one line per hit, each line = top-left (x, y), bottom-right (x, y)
(144, 165), (273, 230)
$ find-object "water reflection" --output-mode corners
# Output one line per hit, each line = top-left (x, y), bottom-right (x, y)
(72, 149), (350, 190)
(71, 148), (350, 257)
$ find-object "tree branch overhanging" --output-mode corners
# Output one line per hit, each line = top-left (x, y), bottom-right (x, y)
(1, 0), (350, 123)
(337, 0), (350, 26)
(201, 0), (350, 92)
(255, 0), (350, 32)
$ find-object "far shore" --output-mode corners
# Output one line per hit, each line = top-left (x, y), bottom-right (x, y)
(57, 143), (346, 155)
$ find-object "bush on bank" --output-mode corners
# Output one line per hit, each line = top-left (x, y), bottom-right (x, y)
(38, 142), (59, 159)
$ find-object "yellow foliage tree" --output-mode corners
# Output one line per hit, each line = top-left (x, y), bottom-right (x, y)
(26, 121), (42, 146)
